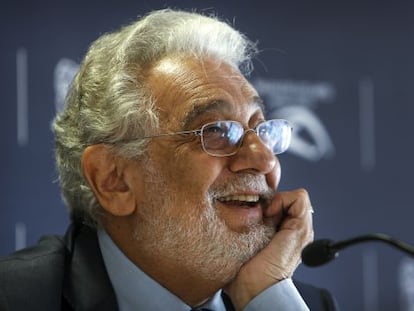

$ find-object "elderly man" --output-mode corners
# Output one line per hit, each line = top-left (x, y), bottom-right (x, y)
(0, 9), (338, 311)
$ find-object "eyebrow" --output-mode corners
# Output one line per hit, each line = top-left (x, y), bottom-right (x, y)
(182, 96), (264, 129)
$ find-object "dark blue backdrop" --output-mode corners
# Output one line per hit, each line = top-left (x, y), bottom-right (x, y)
(2, 1), (414, 310)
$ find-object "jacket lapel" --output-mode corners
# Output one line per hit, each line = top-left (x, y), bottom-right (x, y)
(62, 224), (118, 311)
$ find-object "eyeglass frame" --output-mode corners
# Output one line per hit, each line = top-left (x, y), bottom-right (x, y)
(117, 118), (292, 157)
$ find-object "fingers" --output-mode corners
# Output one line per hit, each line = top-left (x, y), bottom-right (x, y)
(264, 188), (314, 273)
(265, 188), (312, 218)
(278, 188), (314, 243)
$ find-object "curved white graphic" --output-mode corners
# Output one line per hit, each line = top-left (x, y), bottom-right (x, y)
(276, 106), (335, 161)
(254, 78), (336, 162)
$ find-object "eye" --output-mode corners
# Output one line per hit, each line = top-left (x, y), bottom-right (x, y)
(202, 122), (226, 137)
(200, 122), (225, 150)
(202, 121), (244, 140)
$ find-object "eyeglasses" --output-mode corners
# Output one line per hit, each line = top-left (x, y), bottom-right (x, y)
(133, 119), (292, 157)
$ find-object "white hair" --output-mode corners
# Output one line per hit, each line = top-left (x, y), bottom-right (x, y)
(52, 9), (258, 226)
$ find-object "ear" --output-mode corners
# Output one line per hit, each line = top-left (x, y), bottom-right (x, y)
(82, 145), (136, 216)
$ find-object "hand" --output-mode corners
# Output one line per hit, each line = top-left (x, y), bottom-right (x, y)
(224, 189), (314, 311)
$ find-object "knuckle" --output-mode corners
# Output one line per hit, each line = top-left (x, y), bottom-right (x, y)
(295, 188), (309, 199)
(294, 188), (311, 207)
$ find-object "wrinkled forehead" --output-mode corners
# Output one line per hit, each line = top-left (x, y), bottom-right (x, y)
(145, 55), (263, 129)
(181, 98), (264, 129)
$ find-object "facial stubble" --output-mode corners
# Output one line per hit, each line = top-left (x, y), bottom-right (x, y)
(133, 159), (275, 283)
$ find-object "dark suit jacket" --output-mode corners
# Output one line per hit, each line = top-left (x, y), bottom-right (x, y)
(0, 223), (339, 310)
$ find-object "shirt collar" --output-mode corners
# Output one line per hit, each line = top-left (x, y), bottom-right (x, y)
(97, 228), (226, 311)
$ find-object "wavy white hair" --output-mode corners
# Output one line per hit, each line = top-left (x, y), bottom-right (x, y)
(52, 9), (257, 226)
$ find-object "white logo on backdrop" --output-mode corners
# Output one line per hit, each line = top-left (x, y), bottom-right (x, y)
(54, 58), (79, 113)
(254, 79), (336, 161)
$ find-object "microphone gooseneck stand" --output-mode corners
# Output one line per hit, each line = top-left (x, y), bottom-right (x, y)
(301, 233), (414, 267)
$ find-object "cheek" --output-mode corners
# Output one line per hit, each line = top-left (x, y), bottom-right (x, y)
(154, 144), (224, 202)
(147, 138), (228, 212)
(173, 155), (222, 194)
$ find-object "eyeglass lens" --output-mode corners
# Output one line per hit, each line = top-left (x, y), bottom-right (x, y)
(200, 119), (291, 156)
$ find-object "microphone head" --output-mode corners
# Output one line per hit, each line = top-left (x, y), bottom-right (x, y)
(301, 239), (338, 267)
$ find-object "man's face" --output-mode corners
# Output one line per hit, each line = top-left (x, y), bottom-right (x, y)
(132, 55), (281, 281)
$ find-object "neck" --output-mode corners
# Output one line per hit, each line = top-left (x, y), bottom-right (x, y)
(103, 218), (234, 307)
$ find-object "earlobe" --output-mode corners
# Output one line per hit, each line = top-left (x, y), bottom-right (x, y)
(82, 145), (136, 216)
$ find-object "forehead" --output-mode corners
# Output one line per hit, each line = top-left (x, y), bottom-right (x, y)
(145, 55), (263, 128)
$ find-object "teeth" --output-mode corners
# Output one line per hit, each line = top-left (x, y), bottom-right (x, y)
(218, 194), (259, 203)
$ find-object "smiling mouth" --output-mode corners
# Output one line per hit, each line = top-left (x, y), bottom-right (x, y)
(217, 194), (260, 208)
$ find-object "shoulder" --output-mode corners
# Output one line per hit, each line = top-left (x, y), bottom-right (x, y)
(294, 279), (340, 311)
(0, 234), (67, 310)
(0, 234), (66, 279)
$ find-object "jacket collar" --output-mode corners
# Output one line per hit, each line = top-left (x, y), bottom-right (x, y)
(62, 223), (118, 311)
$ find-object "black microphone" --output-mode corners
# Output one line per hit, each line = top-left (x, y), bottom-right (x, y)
(301, 233), (414, 267)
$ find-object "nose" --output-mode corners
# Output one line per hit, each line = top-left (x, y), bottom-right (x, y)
(228, 130), (278, 176)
